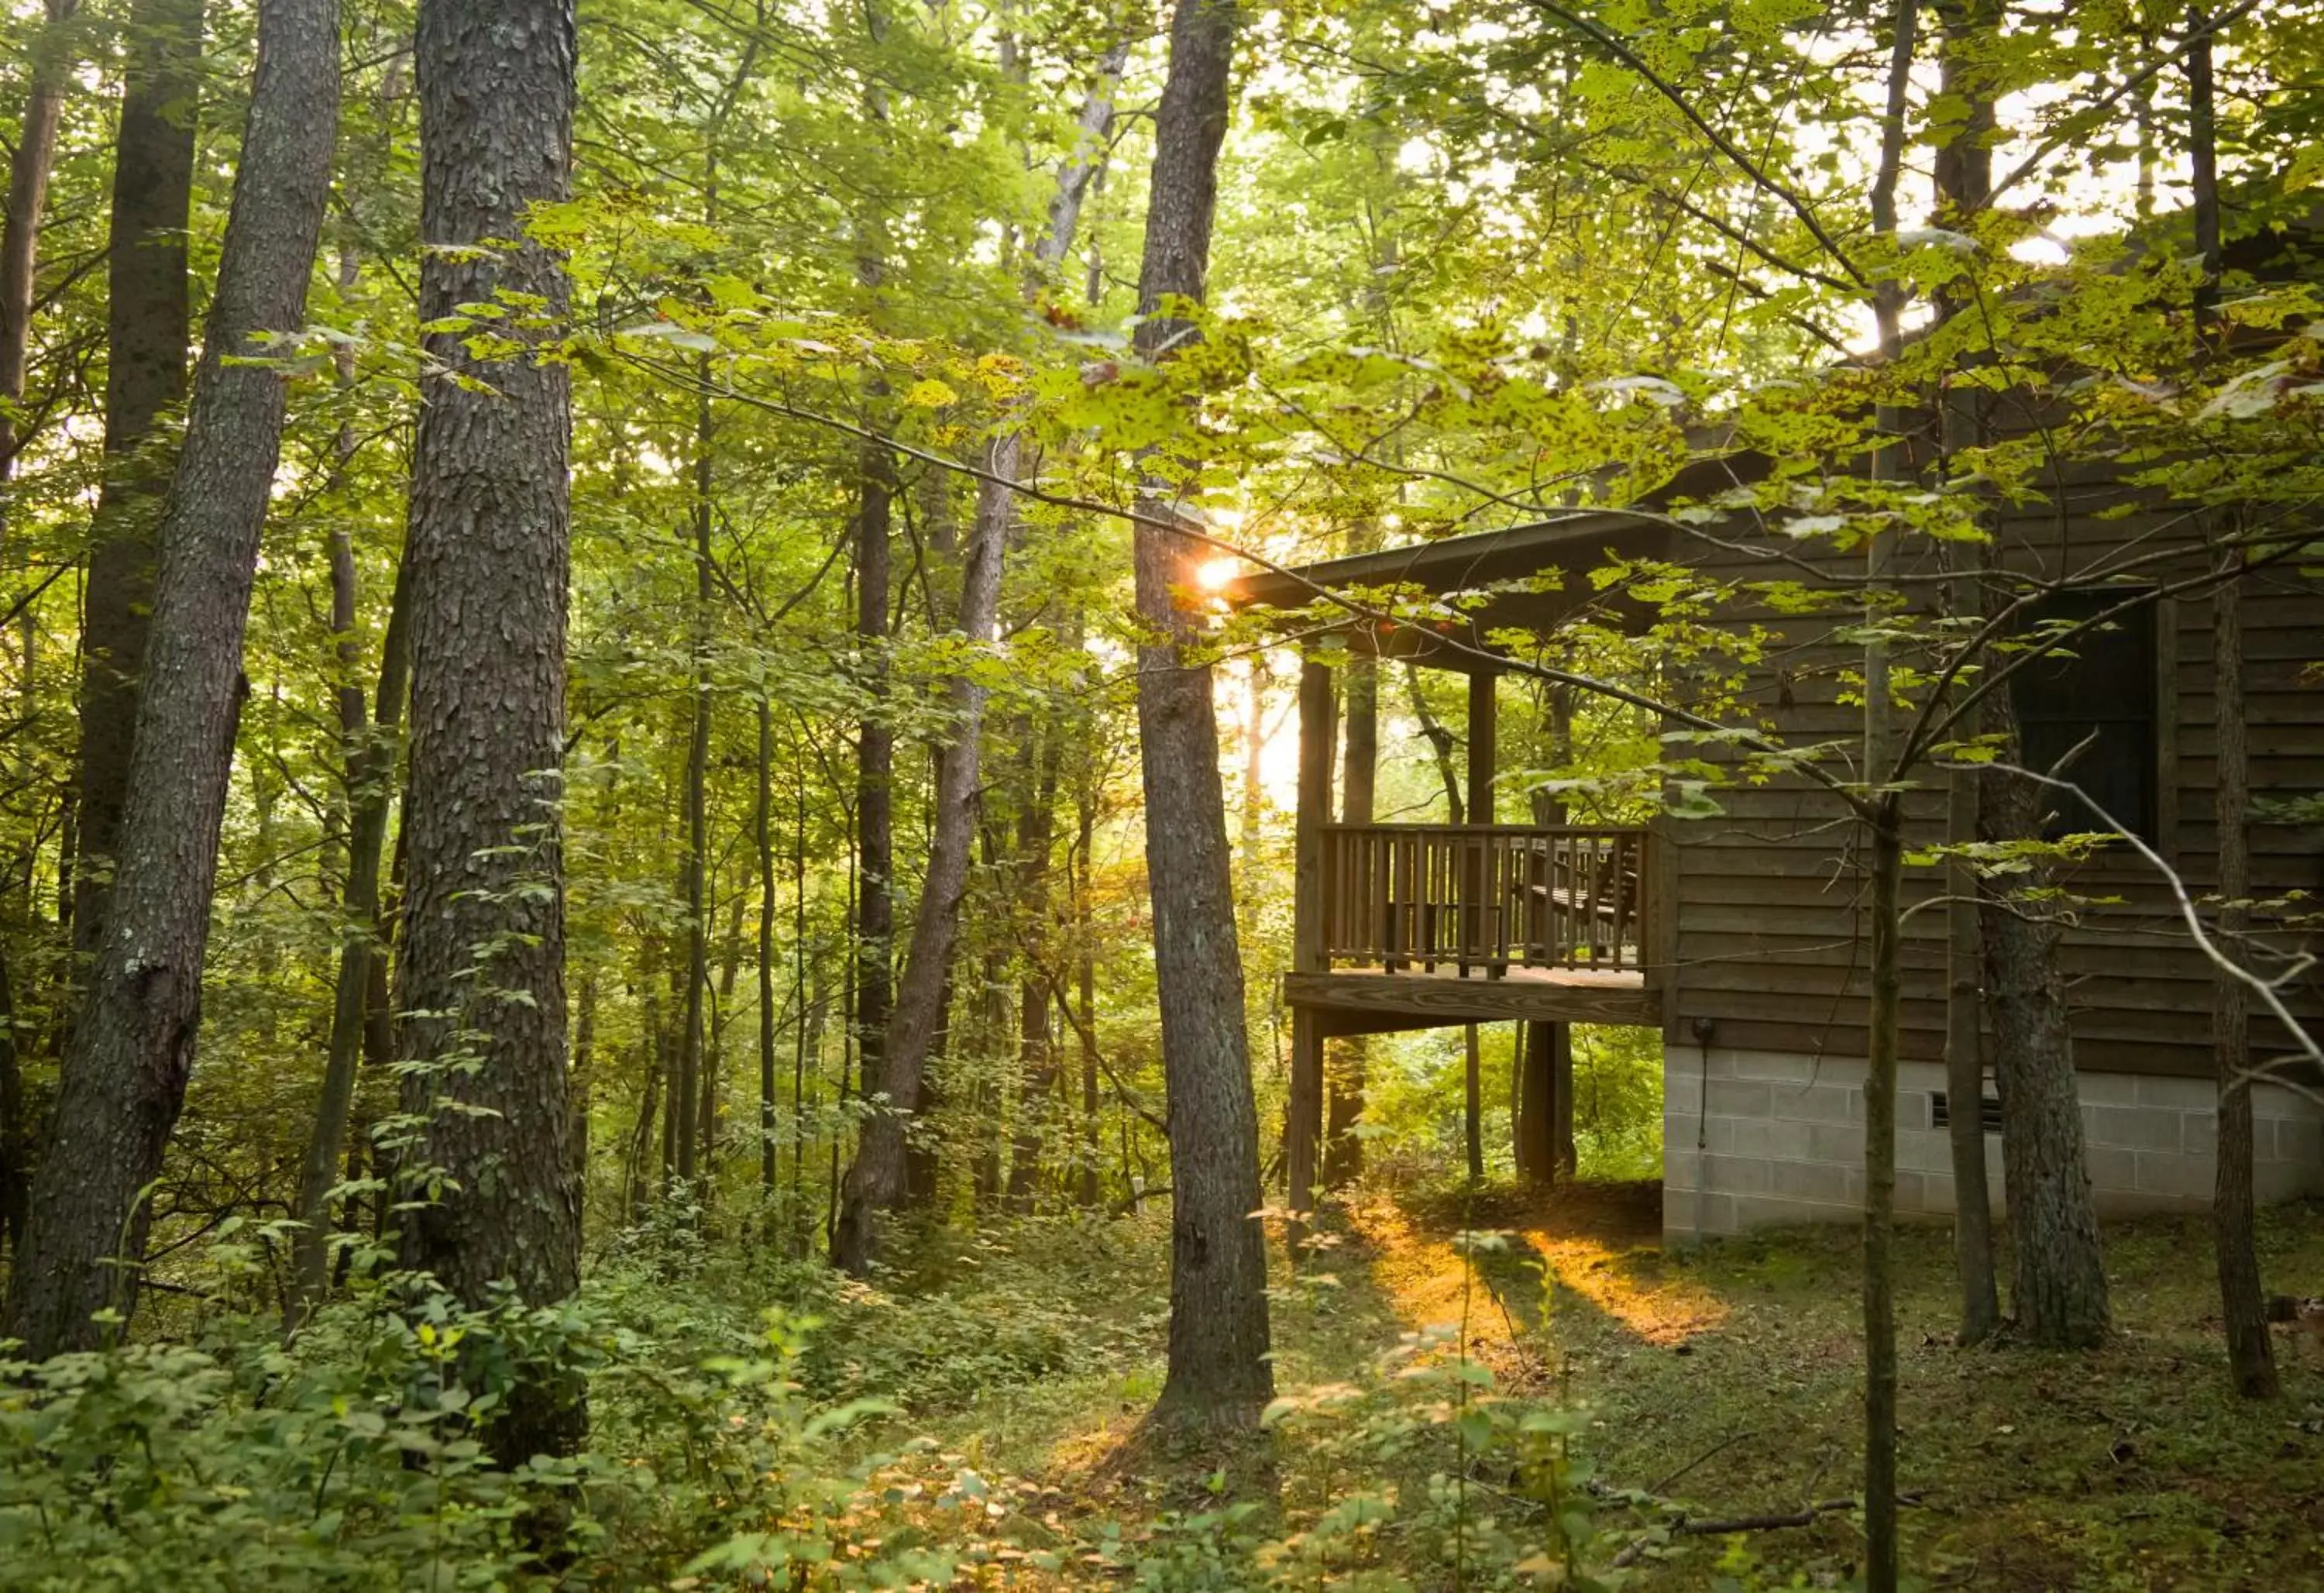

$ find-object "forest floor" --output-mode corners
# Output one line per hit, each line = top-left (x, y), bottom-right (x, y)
(885, 1181), (2324, 1590)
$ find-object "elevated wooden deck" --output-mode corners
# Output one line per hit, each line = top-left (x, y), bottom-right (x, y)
(1292, 821), (1663, 1032)
(1274, 645), (1673, 1222)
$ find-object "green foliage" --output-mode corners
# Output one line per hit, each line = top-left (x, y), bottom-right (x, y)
(1572, 1026), (1666, 1182)
(0, 1271), (936, 1591)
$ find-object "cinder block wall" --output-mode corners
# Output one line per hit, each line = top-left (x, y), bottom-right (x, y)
(1662, 1045), (2324, 1240)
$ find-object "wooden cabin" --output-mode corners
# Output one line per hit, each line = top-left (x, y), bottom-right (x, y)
(1229, 483), (2324, 1240)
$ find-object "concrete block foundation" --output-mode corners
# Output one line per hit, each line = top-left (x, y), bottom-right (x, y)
(1662, 1045), (2324, 1240)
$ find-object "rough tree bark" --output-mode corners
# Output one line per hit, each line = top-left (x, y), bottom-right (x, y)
(1980, 683), (2112, 1349)
(1130, 0), (1274, 1423)
(2209, 549), (2274, 1396)
(70, 0), (200, 957)
(851, 440), (895, 1182)
(394, 0), (583, 1464)
(674, 386), (715, 1189)
(1862, 7), (1917, 1584)
(1934, 0), (2001, 1347)
(848, 7), (897, 1196)
(1073, 762), (1102, 1209)
(2, 0), (337, 1359)
(758, 697), (779, 1200)
(2190, 5), (2274, 1399)
(831, 44), (1124, 1270)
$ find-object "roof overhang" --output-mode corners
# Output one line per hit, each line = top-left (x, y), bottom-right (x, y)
(1222, 511), (1677, 669)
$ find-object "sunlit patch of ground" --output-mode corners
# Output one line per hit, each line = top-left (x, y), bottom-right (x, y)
(871, 1189), (2324, 1590)
(1343, 1180), (1728, 1356)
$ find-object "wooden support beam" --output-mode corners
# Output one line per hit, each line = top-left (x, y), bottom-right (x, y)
(1287, 658), (1334, 1243)
(1551, 1020), (1576, 1177)
(1292, 659), (1335, 977)
(1516, 1021), (1549, 1184)
(1285, 970), (1660, 1028)
(1648, 814), (1682, 1038)
(1326, 657), (1377, 1188)
(1466, 667), (1497, 824)
(1463, 1024), (1483, 1182)
(1288, 1006), (1324, 1244)
(1515, 1020), (1573, 1185)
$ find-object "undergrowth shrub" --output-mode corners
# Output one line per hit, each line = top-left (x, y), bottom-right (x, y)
(0, 1269), (926, 1591)
(1571, 1024), (1664, 1180)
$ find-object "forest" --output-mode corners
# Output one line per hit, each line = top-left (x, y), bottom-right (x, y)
(0, 0), (2320, 1586)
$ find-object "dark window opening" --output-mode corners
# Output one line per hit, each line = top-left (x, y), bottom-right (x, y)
(2008, 592), (2158, 841)
(1931, 1090), (2005, 1134)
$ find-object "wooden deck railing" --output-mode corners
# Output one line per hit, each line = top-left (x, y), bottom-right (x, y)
(1316, 824), (1651, 975)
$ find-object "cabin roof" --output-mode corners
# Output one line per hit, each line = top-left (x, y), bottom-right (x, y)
(1221, 507), (1683, 669)
(1222, 510), (1672, 612)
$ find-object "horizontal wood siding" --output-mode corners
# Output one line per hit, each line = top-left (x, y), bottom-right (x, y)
(1667, 497), (2323, 1079)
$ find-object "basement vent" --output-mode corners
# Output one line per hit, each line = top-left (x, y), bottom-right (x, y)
(1931, 1091), (2004, 1134)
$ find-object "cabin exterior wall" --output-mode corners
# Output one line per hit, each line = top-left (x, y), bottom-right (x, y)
(1661, 1044), (2324, 1240)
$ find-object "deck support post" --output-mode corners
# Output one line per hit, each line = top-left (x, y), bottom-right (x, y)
(1515, 1020), (1574, 1184)
(1325, 656), (1377, 1187)
(1466, 667), (1496, 824)
(1553, 1021), (1576, 1176)
(1462, 669), (1497, 977)
(1287, 657), (1334, 1248)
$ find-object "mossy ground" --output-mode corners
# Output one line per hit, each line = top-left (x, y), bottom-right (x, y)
(875, 1183), (2324, 1589)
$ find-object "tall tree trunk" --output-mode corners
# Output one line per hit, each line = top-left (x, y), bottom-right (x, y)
(1005, 731), (1064, 1212)
(70, 0), (200, 958)
(394, 0), (583, 1464)
(0, 0), (63, 1233)
(701, 884), (745, 1176)
(1462, 1024), (1483, 1182)
(2190, 9), (2273, 1399)
(790, 757), (813, 1230)
(758, 696), (779, 1201)
(830, 456), (1006, 1268)
(290, 518), (414, 1323)
(831, 47), (1123, 1269)
(1323, 655), (1375, 1185)
(1074, 783), (1102, 1209)
(1862, 800), (1906, 1590)
(2209, 552), (2273, 1396)
(1934, 0), (2002, 1349)
(1129, 0), (1273, 1424)
(571, 964), (595, 1185)
(0, 0), (83, 531)
(2, 0), (337, 1360)
(0, 940), (23, 1264)
(851, 442), (894, 1185)
(1980, 684), (2112, 1350)
(849, 9), (897, 1205)
(626, 930), (665, 1219)
(675, 390), (714, 1189)
(1862, 9), (1917, 1585)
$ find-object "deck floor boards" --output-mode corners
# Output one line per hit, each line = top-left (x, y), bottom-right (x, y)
(1287, 966), (1659, 1033)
